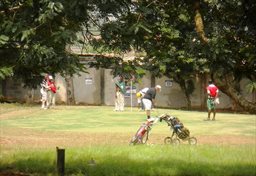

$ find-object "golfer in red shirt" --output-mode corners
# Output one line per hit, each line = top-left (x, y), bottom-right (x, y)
(206, 80), (219, 121)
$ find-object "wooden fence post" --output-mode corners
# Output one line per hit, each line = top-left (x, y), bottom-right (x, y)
(56, 147), (65, 176)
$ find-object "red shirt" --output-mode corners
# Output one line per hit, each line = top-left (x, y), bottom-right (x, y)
(48, 80), (57, 93)
(207, 84), (218, 98)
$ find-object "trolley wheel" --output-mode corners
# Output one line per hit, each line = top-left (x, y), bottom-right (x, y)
(172, 138), (180, 145)
(164, 137), (172, 144)
(188, 137), (197, 145)
(129, 136), (138, 145)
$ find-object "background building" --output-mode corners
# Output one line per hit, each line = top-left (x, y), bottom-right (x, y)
(1, 65), (255, 112)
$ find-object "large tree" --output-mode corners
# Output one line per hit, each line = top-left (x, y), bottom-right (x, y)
(1, 0), (255, 112)
(91, 0), (207, 109)
(0, 0), (130, 87)
(196, 0), (256, 113)
(92, 0), (256, 112)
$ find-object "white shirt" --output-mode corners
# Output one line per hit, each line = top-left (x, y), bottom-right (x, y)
(140, 87), (149, 97)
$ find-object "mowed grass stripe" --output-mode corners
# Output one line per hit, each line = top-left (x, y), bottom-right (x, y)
(1, 105), (255, 135)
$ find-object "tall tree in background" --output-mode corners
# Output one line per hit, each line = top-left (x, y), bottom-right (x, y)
(197, 0), (256, 113)
(1, 0), (79, 86)
(0, 0), (130, 87)
(0, 0), (255, 112)
(94, 0), (255, 112)
(95, 0), (206, 109)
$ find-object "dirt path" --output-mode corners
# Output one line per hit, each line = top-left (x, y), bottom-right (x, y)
(1, 127), (255, 149)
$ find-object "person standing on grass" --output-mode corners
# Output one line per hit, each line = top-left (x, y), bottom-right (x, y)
(206, 80), (219, 121)
(142, 85), (161, 119)
(47, 75), (57, 108)
(40, 74), (49, 109)
(114, 76), (126, 111)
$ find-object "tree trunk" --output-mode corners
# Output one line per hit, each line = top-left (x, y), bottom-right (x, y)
(200, 74), (207, 110)
(184, 90), (192, 110)
(2, 79), (6, 96)
(194, 0), (209, 43)
(0, 80), (3, 96)
(176, 77), (192, 110)
(150, 75), (155, 87)
(214, 74), (256, 114)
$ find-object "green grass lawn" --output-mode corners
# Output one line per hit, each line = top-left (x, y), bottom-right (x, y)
(1, 145), (255, 176)
(1, 104), (255, 135)
(0, 104), (256, 176)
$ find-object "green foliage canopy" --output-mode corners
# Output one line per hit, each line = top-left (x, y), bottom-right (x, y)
(93, 0), (256, 112)
(0, 0), (131, 87)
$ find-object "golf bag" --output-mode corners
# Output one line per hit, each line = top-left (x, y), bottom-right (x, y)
(159, 114), (197, 145)
(129, 117), (159, 145)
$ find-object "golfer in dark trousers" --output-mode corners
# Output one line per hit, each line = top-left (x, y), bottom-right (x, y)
(142, 85), (161, 119)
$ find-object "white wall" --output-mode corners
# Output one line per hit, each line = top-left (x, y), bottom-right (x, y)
(4, 70), (255, 111)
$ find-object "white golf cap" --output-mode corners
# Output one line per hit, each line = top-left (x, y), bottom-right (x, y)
(49, 75), (53, 79)
(156, 85), (161, 89)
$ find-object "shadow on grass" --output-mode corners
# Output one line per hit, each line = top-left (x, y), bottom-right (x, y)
(1, 152), (255, 176)
(67, 156), (255, 176)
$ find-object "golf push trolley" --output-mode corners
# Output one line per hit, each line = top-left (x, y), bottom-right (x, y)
(129, 114), (197, 145)
(159, 114), (197, 145)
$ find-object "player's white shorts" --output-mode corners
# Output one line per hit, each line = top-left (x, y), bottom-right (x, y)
(142, 98), (152, 110)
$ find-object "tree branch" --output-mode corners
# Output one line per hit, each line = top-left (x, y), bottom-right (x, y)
(0, 3), (24, 14)
(194, 0), (209, 44)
